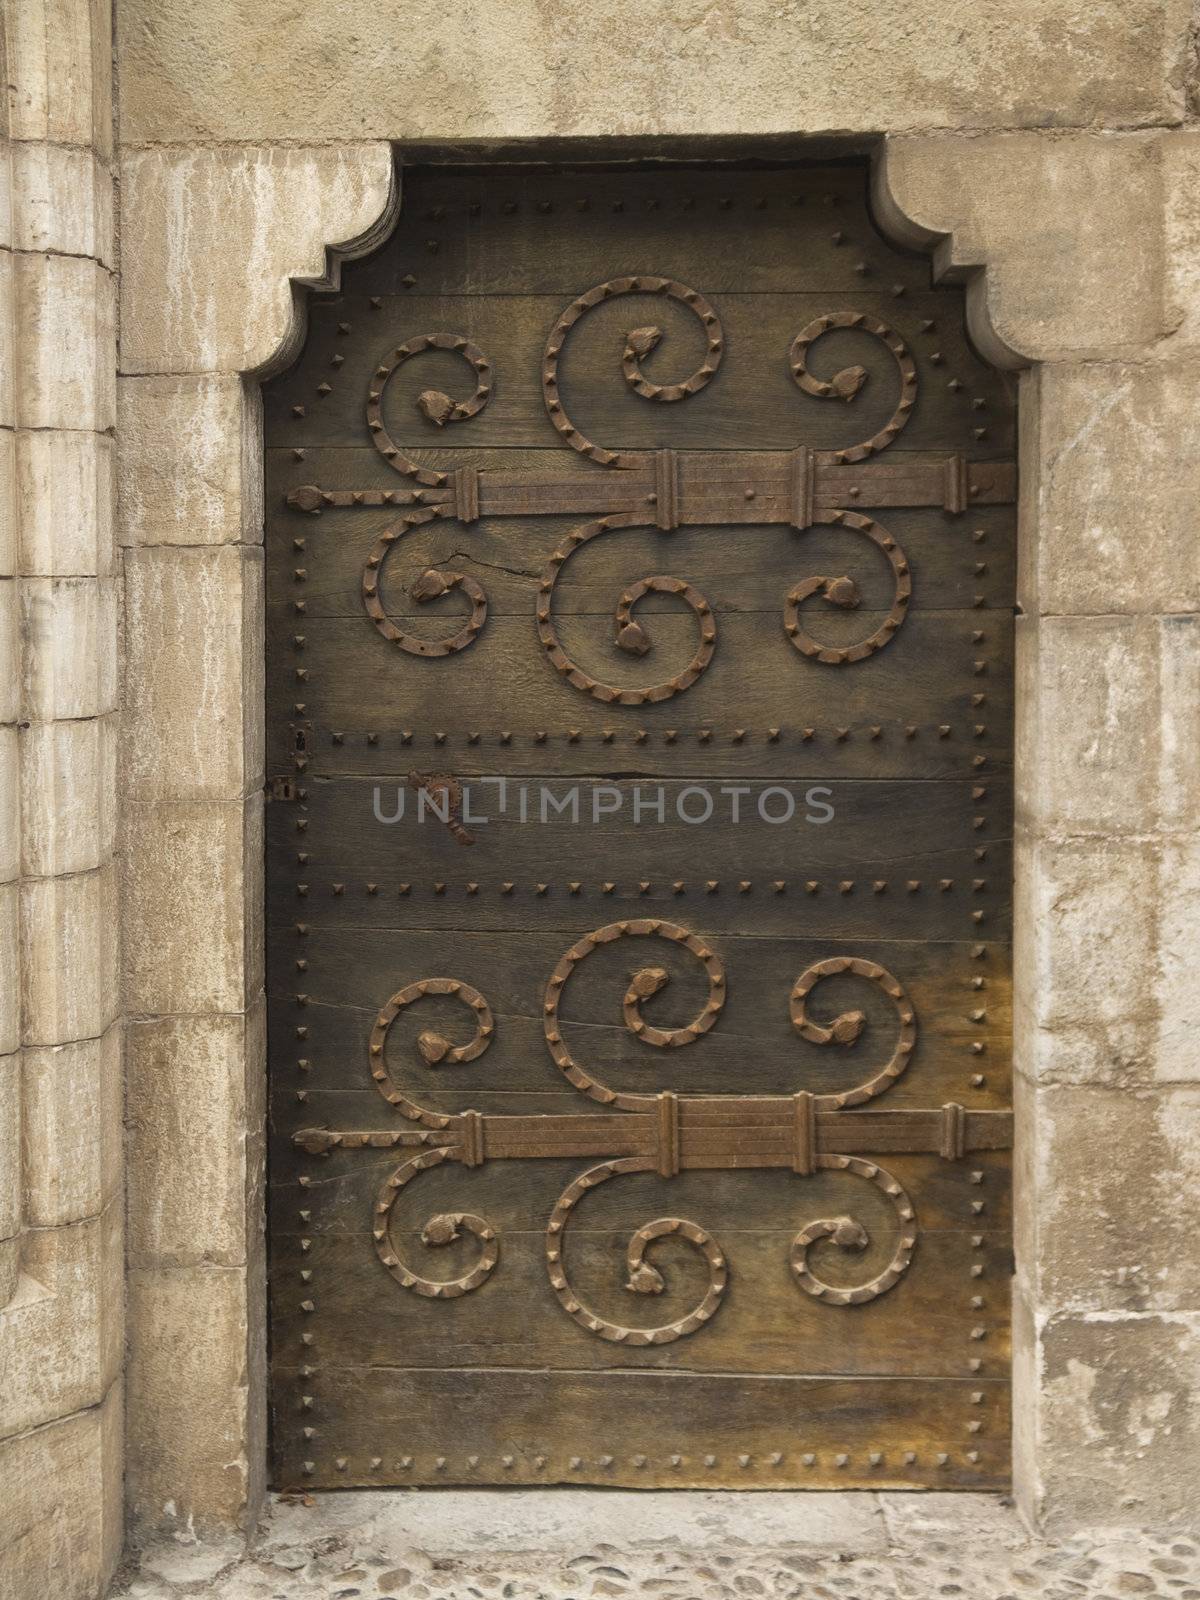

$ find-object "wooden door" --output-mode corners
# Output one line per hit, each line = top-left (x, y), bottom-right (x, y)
(265, 160), (1016, 1491)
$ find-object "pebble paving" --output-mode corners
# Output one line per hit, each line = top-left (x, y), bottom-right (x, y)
(112, 1496), (1200, 1600)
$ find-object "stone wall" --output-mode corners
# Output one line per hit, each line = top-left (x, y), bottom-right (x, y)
(0, 0), (123, 1593)
(1, 0), (1199, 1594)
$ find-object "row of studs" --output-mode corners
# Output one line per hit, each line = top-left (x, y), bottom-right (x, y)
(294, 721), (993, 746)
(290, 1442), (997, 1475)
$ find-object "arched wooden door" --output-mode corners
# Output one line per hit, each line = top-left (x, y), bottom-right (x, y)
(264, 159), (1015, 1490)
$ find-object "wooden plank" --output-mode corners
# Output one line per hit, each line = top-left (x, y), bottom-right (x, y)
(270, 1365), (1010, 1489)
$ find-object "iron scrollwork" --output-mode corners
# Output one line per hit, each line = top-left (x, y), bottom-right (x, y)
(313, 925), (941, 1344)
(291, 279), (944, 684)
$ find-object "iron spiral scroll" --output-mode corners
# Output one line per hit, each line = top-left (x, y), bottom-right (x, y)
(298, 923), (933, 1345)
(289, 278), (934, 683)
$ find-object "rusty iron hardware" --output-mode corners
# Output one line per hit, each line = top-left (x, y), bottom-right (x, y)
(295, 923), (1011, 1336)
(407, 770), (474, 845)
(270, 775), (299, 801)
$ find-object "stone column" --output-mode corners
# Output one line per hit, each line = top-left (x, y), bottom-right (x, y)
(880, 131), (1200, 1534)
(117, 143), (396, 1537)
(0, 0), (123, 1594)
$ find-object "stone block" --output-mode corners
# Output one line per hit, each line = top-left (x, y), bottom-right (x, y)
(1016, 613), (1198, 839)
(116, 0), (1183, 145)
(122, 798), (262, 1015)
(12, 251), (115, 430)
(0, 1383), (123, 1599)
(119, 144), (396, 373)
(20, 864), (119, 1047)
(0, 724), (17, 880)
(118, 373), (262, 546)
(1013, 832), (1160, 1087)
(1016, 1082), (1200, 1315)
(1156, 833), (1200, 1084)
(0, 578), (18, 722)
(1163, 129), (1200, 352)
(879, 133), (1164, 363)
(4, 0), (113, 151)
(126, 1264), (259, 1535)
(0, 1205), (113, 1437)
(0, 1051), (20, 1246)
(1022, 360), (1200, 616)
(16, 427), (115, 577)
(0, 883), (18, 1056)
(127, 1011), (257, 1268)
(0, 426), (15, 575)
(122, 545), (263, 801)
(22, 1023), (122, 1227)
(20, 713), (116, 877)
(0, 253), (13, 430)
(20, 576), (118, 720)
(10, 143), (113, 265)
(1035, 1311), (1200, 1533)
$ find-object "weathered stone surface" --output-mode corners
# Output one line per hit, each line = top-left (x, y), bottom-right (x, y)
(122, 546), (263, 801)
(119, 146), (396, 374)
(1017, 1082), (1200, 1314)
(12, 251), (115, 430)
(0, 426), (15, 575)
(118, 374), (262, 547)
(20, 576), (119, 720)
(19, 864), (119, 1047)
(0, 1203), (119, 1437)
(0, 1384), (122, 1598)
(1163, 128), (1200, 351)
(878, 133), (1165, 362)
(0, 724), (17, 881)
(116, 0), (1187, 146)
(0, 1053), (20, 1285)
(22, 1024), (122, 1227)
(16, 427), (114, 577)
(1037, 1312), (1200, 1533)
(20, 714), (116, 877)
(0, 883), (19, 1056)
(4, 0), (114, 152)
(126, 1265), (260, 1535)
(0, 577), (19, 723)
(1015, 613), (1200, 839)
(10, 143), (113, 264)
(1014, 832), (1161, 1087)
(0, 252), (14, 431)
(122, 798), (262, 1015)
(1021, 360), (1200, 616)
(113, 1486), (1200, 1599)
(127, 1007), (263, 1269)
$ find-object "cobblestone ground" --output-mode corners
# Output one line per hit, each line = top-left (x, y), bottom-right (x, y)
(113, 1492), (1200, 1600)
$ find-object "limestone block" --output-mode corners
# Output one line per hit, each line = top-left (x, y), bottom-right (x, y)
(20, 713), (116, 877)
(20, 576), (119, 720)
(119, 144), (397, 374)
(116, 0), (1184, 146)
(877, 133), (1164, 363)
(0, 1206), (112, 1437)
(0, 253), (13, 430)
(1016, 613), (1199, 839)
(118, 373), (263, 546)
(1014, 832), (1159, 1088)
(0, 884), (18, 1056)
(22, 1023), (122, 1227)
(0, 426), (15, 575)
(10, 143), (113, 266)
(4, 0), (113, 152)
(0, 724), (17, 880)
(122, 798), (262, 1015)
(1035, 1311), (1200, 1533)
(0, 1052), (20, 1246)
(0, 1383), (122, 1598)
(1163, 129), (1200, 351)
(1021, 360), (1200, 616)
(19, 864), (119, 1048)
(0, 578), (17, 722)
(12, 251), (116, 430)
(126, 1265), (259, 1534)
(16, 428), (115, 577)
(1157, 833), (1200, 1084)
(1016, 1082), (1200, 1315)
(127, 1010), (258, 1268)
(122, 545), (263, 800)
